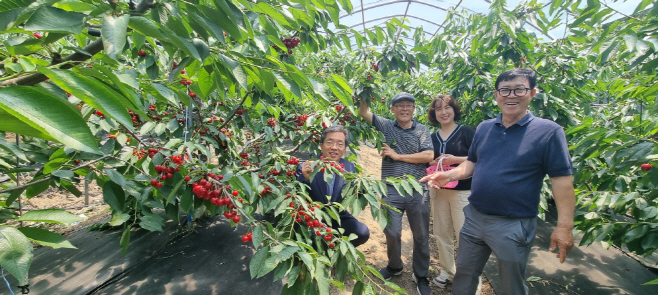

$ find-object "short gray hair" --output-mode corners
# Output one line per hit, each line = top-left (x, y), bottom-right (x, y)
(321, 125), (349, 145)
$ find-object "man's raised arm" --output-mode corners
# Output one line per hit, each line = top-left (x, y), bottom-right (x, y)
(358, 98), (373, 125)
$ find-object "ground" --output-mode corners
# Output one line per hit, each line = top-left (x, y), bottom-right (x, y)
(9, 142), (493, 295)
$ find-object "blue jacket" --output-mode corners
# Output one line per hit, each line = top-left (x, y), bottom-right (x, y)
(295, 158), (356, 217)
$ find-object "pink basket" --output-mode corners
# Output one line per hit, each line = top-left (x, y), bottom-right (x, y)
(425, 157), (458, 188)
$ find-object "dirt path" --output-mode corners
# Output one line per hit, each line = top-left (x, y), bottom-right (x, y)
(329, 144), (493, 295)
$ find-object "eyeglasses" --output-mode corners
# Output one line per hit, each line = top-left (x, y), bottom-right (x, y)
(323, 141), (345, 148)
(496, 88), (531, 97)
(394, 104), (415, 110)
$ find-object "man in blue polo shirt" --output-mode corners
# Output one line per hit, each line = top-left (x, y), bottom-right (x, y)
(421, 68), (575, 295)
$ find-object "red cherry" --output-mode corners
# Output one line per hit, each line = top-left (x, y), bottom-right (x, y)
(236, 110), (244, 115)
(373, 64), (379, 72)
(329, 243), (335, 248)
(138, 50), (146, 56)
(150, 179), (158, 186)
(156, 182), (162, 188)
(33, 33), (42, 39)
(232, 215), (241, 223)
(313, 220), (320, 227)
(189, 92), (196, 98)
(231, 190), (239, 197)
(181, 70), (186, 74)
(242, 234), (250, 243)
(641, 164), (652, 171)
(316, 231), (321, 236)
(184, 176), (191, 182)
(336, 105), (342, 112)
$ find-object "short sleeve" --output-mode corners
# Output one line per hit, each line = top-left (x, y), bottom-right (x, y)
(418, 125), (433, 152)
(467, 124), (483, 163)
(372, 114), (384, 131)
(543, 128), (573, 177)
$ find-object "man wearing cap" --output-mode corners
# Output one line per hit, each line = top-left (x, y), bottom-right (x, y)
(359, 92), (434, 295)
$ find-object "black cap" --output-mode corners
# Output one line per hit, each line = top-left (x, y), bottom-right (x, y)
(390, 92), (415, 106)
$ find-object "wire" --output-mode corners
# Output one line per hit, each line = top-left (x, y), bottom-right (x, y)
(1, 267), (16, 295)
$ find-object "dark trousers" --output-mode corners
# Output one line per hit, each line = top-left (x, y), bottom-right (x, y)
(334, 215), (370, 247)
(452, 204), (537, 295)
(382, 185), (431, 278)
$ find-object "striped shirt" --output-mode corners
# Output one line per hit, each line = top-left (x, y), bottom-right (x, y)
(372, 114), (433, 181)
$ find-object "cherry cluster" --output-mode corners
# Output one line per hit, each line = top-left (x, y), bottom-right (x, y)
(94, 110), (105, 118)
(132, 149), (146, 160)
(219, 128), (233, 139)
(147, 104), (164, 121)
(267, 118), (276, 127)
(155, 164), (178, 180)
(273, 37), (301, 55)
(315, 156), (346, 173)
(179, 79), (193, 86)
(241, 232), (253, 243)
(128, 109), (142, 127)
(286, 157), (300, 165)
(290, 203), (336, 248)
(259, 186), (272, 197)
(108, 133), (130, 143)
(147, 148), (162, 158)
(294, 114), (309, 130)
(339, 111), (356, 125)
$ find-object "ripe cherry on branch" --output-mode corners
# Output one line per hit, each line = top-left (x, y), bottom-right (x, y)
(641, 164), (652, 171)
(138, 50), (146, 56)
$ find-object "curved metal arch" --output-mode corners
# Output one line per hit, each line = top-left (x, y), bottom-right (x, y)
(345, 25), (433, 37)
(346, 14), (443, 30)
(340, 0), (469, 20)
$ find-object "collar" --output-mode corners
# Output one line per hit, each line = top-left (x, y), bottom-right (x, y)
(394, 119), (417, 130)
(495, 111), (535, 127)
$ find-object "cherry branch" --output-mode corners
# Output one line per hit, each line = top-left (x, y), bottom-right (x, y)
(238, 133), (266, 155)
(0, 155), (111, 194)
(0, 0), (155, 87)
(217, 90), (253, 130)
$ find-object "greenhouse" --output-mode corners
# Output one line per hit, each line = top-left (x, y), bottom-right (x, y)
(0, 0), (657, 294)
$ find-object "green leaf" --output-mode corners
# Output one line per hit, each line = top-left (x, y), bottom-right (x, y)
(0, 226), (32, 285)
(179, 188), (194, 214)
(252, 224), (264, 248)
(104, 168), (126, 187)
(0, 108), (56, 142)
(103, 181), (126, 212)
(109, 213), (131, 226)
(250, 246), (269, 279)
(152, 83), (179, 106)
(217, 53), (248, 90)
(315, 260), (331, 295)
(139, 212), (165, 232)
(17, 227), (76, 249)
(128, 16), (168, 40)
(352, 281), (364, 295)
(24, 6), (85, 34)
(120, 226), (130, 255)
(39, 67), (135, 131)
(102, 14), (129, 60)
(273, 72), (301, 99)
(0, 87), (101, 154)
(205, 4), (242, 40)
(166, 179), (185, 205)
(17, 209), (82, 224)
(0, 137), (27, 161)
